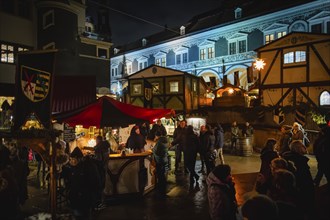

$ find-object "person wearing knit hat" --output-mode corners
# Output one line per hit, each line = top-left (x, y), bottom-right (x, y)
(206, 164), (237, 220)
(66, 146), (102, 219)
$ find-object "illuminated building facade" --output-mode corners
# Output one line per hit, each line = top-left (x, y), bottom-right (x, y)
(110, 0), (330, 99)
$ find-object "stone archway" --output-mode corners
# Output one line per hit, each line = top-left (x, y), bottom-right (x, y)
(224, 65), (250, 90)
(198, 70), (220, 89)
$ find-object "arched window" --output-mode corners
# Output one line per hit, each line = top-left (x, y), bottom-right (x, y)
(320, 91), (330, 106)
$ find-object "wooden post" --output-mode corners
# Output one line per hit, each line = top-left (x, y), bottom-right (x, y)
(49, 141), (57, 219)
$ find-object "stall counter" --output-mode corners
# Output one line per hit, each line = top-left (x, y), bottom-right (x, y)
(104, 151), (155, 197)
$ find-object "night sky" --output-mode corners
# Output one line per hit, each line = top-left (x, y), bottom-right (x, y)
(105, 0), (221, 46)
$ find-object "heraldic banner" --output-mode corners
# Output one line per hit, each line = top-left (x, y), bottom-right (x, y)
(143, 78), (153, 108)
(13, 50), (57, 131)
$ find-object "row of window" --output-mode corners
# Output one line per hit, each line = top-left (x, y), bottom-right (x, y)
(132, 80), (198, 95)
(264, 20), (330, 45)
(0, 43), (29, 64)
(111, 49), (307, 77)
(112, 13), (330, 78)
(132, 81), (179, 95)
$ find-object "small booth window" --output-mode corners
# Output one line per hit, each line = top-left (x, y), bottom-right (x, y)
(320, 91), (330, 106)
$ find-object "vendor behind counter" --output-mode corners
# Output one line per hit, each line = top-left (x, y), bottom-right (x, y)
(126, 125), (146, 153)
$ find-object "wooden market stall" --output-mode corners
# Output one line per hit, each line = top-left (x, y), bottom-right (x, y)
(53, 96), (174, 197)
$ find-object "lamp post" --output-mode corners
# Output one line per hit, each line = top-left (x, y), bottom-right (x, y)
(253, 59), (266, 105)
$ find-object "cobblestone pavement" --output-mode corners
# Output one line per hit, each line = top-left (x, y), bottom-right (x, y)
(21, 152), (328, 220)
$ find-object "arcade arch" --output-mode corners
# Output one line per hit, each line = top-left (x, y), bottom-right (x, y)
(224, 65), (250, 90)
(197, 70), (220, 89)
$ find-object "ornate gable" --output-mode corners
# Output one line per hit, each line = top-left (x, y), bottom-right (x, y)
(198, 40), (215, 47)
(307, 11), (330, 21)
(154, 51), (167, 57)
(263, 23), (289, 32)
(228, 32), (248, 40)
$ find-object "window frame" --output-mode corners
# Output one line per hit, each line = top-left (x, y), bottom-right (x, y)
(320, 91), (330, 106)
(207, 47), (215, 59)
(200, 48), (206, 60)
(228, 34), (248, 55)
(137, 57), (148, 70)
(283, 50), (306, 64)
(169, 81), (179, 93)
(43, 10), (55, 30)
(155, 51), (167, 67)
(125, 61), (132, 74)
(198, 40), (215, 60)
(133, 84), (142, 95)
(97, 46), (109, 59)
(111, 64), (119, 77)
(175, 47), (189, 65)
(0, 42), (30, 64)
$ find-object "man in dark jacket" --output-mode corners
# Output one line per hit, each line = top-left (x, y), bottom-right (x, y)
(66, 147), (102, 219)
(184, 125), (200, 191)
(149, 119), (167, 140)
(171, 120), (187, 174)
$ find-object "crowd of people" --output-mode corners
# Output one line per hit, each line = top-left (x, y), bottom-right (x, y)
(150, 119), (329, 220)
(207, 122), (330, 220)
(0, 119), (329, 220)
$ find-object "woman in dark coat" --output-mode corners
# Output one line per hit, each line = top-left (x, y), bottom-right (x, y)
(126, 125), (146, 153)
(256, 138), (279, 194)
(214, 123), (225, 165)
(282, 140), (315, 219)
(184, 125), (200, 191)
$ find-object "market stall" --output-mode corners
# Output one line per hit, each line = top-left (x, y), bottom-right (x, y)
(53, 96), (174, 197)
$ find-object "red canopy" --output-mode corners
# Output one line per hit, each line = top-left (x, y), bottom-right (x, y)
(53, 96), (175, 128)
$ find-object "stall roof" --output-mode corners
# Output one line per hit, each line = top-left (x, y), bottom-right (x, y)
(53, 96), (175, 128)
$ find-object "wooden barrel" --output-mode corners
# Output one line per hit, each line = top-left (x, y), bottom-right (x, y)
(238, 136), (253, 156)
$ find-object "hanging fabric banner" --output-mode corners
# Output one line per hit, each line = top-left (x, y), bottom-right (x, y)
(13, 50), (57, 130)
(144, 78), (153, 108)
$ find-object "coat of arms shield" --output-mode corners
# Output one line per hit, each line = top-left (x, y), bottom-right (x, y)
(21, 65), (51, 102)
